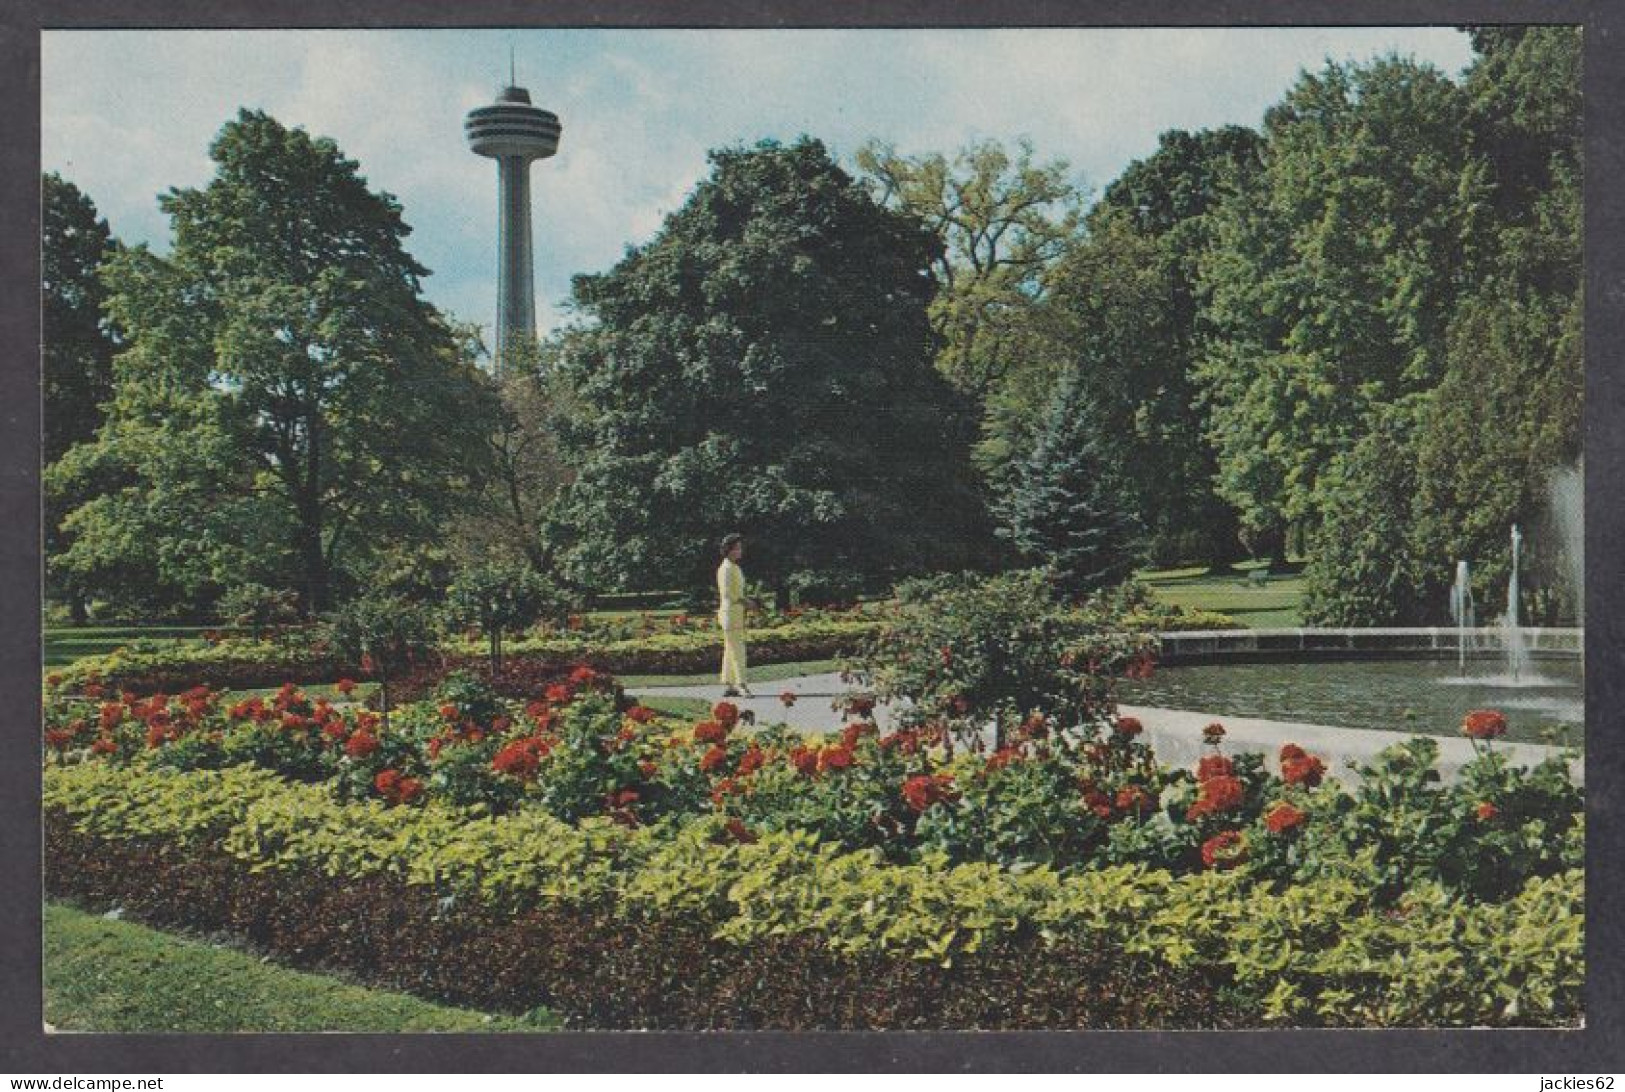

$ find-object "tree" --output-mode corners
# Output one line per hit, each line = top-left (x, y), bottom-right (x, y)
(43, 173), (121, 462)
(554, 138), (993, 602)
(324, 590), (439, 728)
(42, 174), (124, 621)
(998, 372), (1144, 601)
(55, 110), (502, 616)
(1196, 58), (1477, 560)
(444, 559), (567, 678)
(857, 138), (1083, 403)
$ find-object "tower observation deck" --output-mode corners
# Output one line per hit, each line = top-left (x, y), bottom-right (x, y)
(465, 84), (562, 373)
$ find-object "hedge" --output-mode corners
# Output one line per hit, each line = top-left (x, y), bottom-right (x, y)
(49, 619), (881, 697)
(43, 762), (1583, 1029)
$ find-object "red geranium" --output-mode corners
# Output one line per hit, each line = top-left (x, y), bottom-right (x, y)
(700, 744), (730, 773)
(345, 731), (380, 759)
(693, 720), (727, 745)
(985, 746), (1024, 773)
(1475, 801), (1500, 822)
(626, 705), (657, 724)
(569, 664), (599, 686)
(818, 744), (855, 773)
(1187, 775), (1245, 820)
(1202, 721), (1226, 742)
(844, 695), (877, 718)
(1115, 716), (1144, 738)
(737, 745), (768, 777)
(335, 678), (357, 696)
(90, 737), (117, 756)
(1462, 709), (1508, 740)
(1201, 830), (1248, 869)
(438, 703), (459, 722)
(1083, 788), (1115, 820)
(544, 684), (574, 705)
(840, 721), (874, 750)
(712, 701), (740, 728)
(492, 736), (552, 782)
(1115, 784), (1155, 815)
(1264, 802), (1307, 835)
(902, 773), (957, 812)
(1196, 754), (1234, 782)
(789, 745), (820, 777)
(779, 691), (797, 708)
(639, 760), (659, 779)
(1279, 743), (1327, 788)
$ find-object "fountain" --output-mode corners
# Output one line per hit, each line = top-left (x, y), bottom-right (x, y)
(1449, 560), (1476, 674)
(1501, 524), (1533, 683)
(1548, 460), (1584, 626)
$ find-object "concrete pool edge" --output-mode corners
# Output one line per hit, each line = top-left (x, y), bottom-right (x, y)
(1158, 626), (1583, 666)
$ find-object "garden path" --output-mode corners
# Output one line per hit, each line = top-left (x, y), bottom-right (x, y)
(632, 672), (1583, 786)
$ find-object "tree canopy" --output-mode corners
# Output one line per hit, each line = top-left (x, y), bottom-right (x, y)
(553, 137), (993, 602)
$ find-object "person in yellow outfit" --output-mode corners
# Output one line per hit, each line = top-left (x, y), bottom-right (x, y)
(716, 533), (752, 696)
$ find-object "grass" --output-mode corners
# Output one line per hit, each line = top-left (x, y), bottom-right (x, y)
(43, 626), (221, 669)
(634, 695), (714, 719)
(42, 901), (558, 1033)
(1138, 563), (1307, 629)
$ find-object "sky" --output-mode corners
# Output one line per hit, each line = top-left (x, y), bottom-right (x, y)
(42, 27), (1476, 350)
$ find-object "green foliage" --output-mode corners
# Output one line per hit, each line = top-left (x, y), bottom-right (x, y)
(553, 137), (992, 600)
(846, 570), (1155, 750)
(857, 137), (1083, 402)
(52, 110), (502, 618)
(1197, 57), (1476, 556)
(444, 559), (570, 675)
(998, 373), (1144, 599)
(217, 582), (301, 638)
(323, 590), (440, 716)
(46, 759), (1584, 1025)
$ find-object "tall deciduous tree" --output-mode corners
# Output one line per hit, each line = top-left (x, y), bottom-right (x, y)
(43, 173), (120, 462)
(554, 138), (991, 602)
(857, 138), (1083, 403)
(52, 110), (500, 616)
(1197, 57), (1476, 562)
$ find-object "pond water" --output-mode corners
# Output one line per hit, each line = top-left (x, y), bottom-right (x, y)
(1119, 658), (1584, 746)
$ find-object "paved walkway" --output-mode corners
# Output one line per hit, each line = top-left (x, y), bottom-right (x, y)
(633, 672), (1584, 785)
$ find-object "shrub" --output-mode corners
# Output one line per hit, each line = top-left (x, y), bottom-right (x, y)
(844, 570), (1155, 753)
(322, 591), (441, 725)
(443, 561), (572, 677)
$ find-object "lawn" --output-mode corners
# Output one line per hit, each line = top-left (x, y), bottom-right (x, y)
(42, 901), (558, 1033)
(1137, 562), (1306, 629)
(43, 626), (222, 669)
(618, 657), (842, 689)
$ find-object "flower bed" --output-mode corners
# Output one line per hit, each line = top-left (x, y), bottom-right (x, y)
(41, 662), (1584, 1028)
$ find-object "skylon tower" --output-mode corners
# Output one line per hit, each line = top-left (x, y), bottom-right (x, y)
(465, 67), (561, 372)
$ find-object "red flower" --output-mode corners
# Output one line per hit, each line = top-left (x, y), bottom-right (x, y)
(493, 737), (547, 782)
(569, 664), (599, 686)
(700, 744), (730, 773)
(360, 653), (375, 674)
(693, 720), (727, 745)
(844, 695), (876, 718)
(1279, 744), (1327, 788)
(321, 720), (348, 743)
(335, 678), (357, 696)
(1475, 801), (1500, 822)
(397, 777), (424, 804)
(1187, 775), (1245, 820)
(438, 703), (459, 722)
(1115, 785), (1155, 815)
(639, 760), (659, 779)
(712, 701), (740, 728)
(840, 722), (873, 750)
(46, 673), (64, 688)
(737, 745), (768, 777)
(985, 746), (1024, 773)
(99, 703), (123, 730)
(1019, 714), (1049, 740)
(345, 731), (380, 759)
(779, 691), (798, 708)
(626, 705), (657, 724)
(1462, 709), (1508, 741)
(1083, 788), (1115, 820)
(44, 728), (75, 751)
(1115, 715), (1144, 738)
(1201, 830), (1248, 870)
(723, 817), (758, 844)
(1196, 754), (1234, 782)
(90, 737), (117, 756)
(545, 683), (574, 705)
(1125, 652), (1157, 680)
(1264, 802), (1307, 835)
(789, 745), (820, 777)
(1202, 721), (1226, 742)
(374, 768), (402, 796)
(902, 773), (957, 812)
(878, 729), (922, 755)
(939, 645), (953, 666)
(818, 744), (855, 773)
(710, 777), (742, 806)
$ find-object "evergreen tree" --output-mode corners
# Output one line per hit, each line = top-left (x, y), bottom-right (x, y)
(1000, 373), (1143, 600)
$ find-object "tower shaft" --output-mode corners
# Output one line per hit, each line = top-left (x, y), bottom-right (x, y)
(495, 155), (537, 370)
